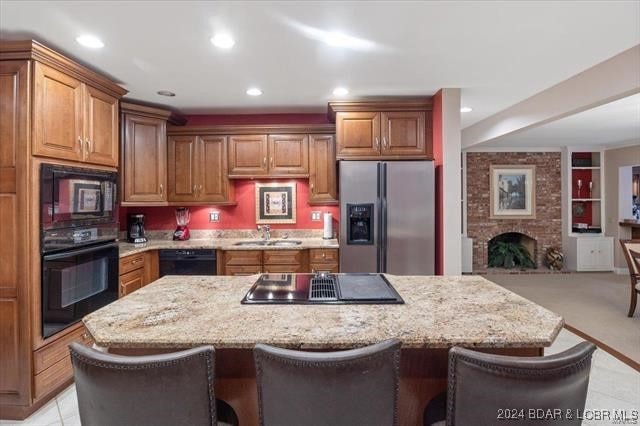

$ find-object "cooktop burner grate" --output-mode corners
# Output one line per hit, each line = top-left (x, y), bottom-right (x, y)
(308, 275), (338, 301)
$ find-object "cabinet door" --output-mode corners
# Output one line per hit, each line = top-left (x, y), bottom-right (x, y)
(33, 62), (84, 162)
(267, 134), (309, 176)
(381, 111), (426, 157)
(309, 134), (338, 204)
(576, 238), (600, 271)
(228, 135), (268, 176)
(335, 112), (380, 158)
(119, 268), (144, 297)
(122, 114), (167, 204)
(167, 135), (198, 202)
(200, 136), (231, 202)
(225, 265), (262, 276)
(310, 263), (339, 273)
(84, 85), (119, 166)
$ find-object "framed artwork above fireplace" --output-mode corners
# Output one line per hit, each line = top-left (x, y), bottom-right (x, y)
(489, 165), (536, 219)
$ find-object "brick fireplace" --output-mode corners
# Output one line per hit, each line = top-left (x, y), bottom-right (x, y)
(466, 152), (562, 271)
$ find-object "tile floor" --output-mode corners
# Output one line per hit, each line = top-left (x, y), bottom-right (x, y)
(1, 328), (638, 426)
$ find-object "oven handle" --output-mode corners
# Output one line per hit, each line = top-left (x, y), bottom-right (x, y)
(43, 241), (119, 261)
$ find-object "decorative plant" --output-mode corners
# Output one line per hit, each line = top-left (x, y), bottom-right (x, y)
(488, 241), (536, 269)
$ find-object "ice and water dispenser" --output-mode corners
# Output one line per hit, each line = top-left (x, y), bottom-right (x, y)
(346, 203), (374, 245)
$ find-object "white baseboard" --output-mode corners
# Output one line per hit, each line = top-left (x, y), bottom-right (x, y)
(614, 267), (629, 275)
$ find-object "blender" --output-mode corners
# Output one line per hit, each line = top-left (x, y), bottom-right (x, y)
(173, 207), (191, 241)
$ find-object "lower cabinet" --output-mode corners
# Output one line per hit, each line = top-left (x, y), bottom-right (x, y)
(575, 237), (614, 271)
(118, 251), (159, 297)
(221, 248), (339, 275)
(32, 323), (93, 400)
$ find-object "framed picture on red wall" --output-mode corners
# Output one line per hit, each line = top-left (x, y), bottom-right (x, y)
(255, 182), (297, 224)
(489, 165), (536, 219)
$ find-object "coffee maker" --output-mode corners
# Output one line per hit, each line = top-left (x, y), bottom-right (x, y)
(127, 214), (147, 243)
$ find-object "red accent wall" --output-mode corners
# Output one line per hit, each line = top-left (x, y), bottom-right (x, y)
(432, 91), (443, 275)
(121, 179), (339, 231)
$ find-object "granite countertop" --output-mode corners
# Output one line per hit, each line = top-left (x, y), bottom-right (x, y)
(84, 274), (563, 350)
(119, 238), (339, 257)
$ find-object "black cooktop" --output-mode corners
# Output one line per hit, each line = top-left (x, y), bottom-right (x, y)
(241, 273), (404, 305)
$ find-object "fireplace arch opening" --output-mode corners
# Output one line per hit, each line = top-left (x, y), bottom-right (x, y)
(488, 232), (537, 269)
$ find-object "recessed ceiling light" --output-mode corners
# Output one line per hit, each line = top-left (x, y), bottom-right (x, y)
(211, 33), (235, 49)
(157, 90), (176, 97)
(76, 35), (104, 49)
(246, 87), (262, 96)
(332, 87), (349, 96)
(460, 107), (473, 113)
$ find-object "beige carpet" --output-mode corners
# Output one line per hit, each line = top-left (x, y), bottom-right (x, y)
(487, 273), (640, 365)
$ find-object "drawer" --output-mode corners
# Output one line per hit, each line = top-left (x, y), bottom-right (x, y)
(34, 324), (93, 375)
(224, 250), (263, 266)
(225, 265), (262, 276)
(310, 262), (339, 273)
(263, 264), (306, 274)
(263, 250), (305, 265)
(119, 253), (145, 275)
(309, 249), (338, 263)
(34, 353), (73, 400)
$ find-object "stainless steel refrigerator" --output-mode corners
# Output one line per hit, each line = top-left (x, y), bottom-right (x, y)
(339, 161), (435, 275)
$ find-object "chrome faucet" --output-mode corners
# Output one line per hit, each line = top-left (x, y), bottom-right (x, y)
(257, 225), (271, 240)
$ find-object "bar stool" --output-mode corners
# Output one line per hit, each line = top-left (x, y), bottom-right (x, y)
(69, 343), (238, 426)
(424, 341), (597, 426)
(254, 338), (401, 426)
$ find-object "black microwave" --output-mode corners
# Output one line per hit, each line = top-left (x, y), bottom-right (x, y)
(41, 164), (117, 230)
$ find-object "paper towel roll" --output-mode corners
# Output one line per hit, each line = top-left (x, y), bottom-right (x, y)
(323, 212), (333, 239)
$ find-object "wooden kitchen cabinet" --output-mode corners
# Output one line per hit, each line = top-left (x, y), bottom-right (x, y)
(118, 251), (158, 297)
(330, 99), (432, 160)
(309, 134), (338, 204)
(335, 111), (380, 157)
(119, 268), (144, 297)
(221, 248), (338, 274)
(120, 102), (172, 205)
(309, 248), (340, 273)
(267, 134), (309, 176)
(228, 134), (268, 177)
(168, 135), (233, 204)
(381, 111), (426, 157)
(33, 62), (122, 166)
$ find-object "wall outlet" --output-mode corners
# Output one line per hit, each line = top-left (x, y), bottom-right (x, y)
(209, 211), (220, 222)
(311, 211), (322, 221)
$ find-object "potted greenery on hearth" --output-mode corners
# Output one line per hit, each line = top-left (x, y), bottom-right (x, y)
(488, 241), (536, 269)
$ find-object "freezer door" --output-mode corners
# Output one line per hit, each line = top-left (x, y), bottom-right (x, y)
(339, 161), (380, 273)
(384, 161), (435, 275)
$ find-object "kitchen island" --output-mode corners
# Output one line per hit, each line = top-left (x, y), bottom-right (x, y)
(84, 274), (563, 426)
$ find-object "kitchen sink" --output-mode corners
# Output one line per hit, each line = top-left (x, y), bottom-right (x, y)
(269, 240), (302, 246)
(233, 240), (270, 246)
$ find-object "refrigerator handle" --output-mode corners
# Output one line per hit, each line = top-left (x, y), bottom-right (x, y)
(381, 163), (388, 273)
(376, 162), (382, 272)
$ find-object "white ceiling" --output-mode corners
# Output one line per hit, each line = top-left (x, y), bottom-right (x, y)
(472, 93), (640, 148)
(1, 1), (639, 127)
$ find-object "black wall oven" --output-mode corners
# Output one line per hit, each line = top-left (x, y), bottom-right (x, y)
(40, 164), (119, 339)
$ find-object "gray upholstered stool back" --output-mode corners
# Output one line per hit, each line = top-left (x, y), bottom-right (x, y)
(446, 342), (596, 426)
(69, 343), (217, 426)
(254, 338), (401, 426)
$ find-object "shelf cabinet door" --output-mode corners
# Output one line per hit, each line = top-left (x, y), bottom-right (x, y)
(228, 135), (268, 176)
(335, 111), (381, 158)
(119, 268), (144, 297)
(309, 134), (338, 204)
(122, 114), (167, 204)
(381, 111), (426, 157)
(83, 85), (119, 167)
(32, 62), (84, 162)
(167, 135), (198, 202)
(576, 237), (613, 271)
(267, 134), (309, 176)
(199, 136), (231, 202)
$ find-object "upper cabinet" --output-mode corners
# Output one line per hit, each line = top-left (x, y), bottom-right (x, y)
(267, 134), (309, 176)
(329, 98), (432, 160)
(228, 133), (309, 178)
(228, 134), (269, 177)
(167, 134), (234, 204)
(32, 58), (126, 167)
(309, 134), (338, 205)
(120, 102), (182, 205)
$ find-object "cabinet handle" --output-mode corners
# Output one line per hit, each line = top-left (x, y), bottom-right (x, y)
(199, 184), (203, 193)
(82, 332), (89, 339)
(270, 157), (274, 167)
(263, 157), (267, 166)
(77, 137), (83, 153)
(310, 183), (314, 194)
(160, 184), (164, 197)
(322, 252), (326, 258)
(193, 184), (197, 194)
(375, 137), (380, 149)
(84, 138), (91, 157)
(382, 137), (387, 149)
